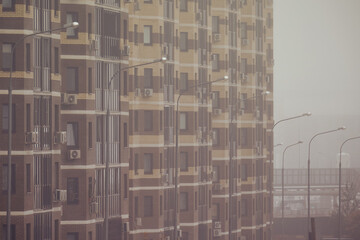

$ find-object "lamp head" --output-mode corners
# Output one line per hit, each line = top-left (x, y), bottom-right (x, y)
(223, 75), (229, 80)
(302, 112), (312, 117)
(161, 56), (167, 62)
(63, 22), (79, 29)
(338, 126), (346, 130)
(262, 91), (270, 95)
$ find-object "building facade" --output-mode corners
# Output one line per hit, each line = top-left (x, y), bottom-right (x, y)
(0, 0), (273, 239)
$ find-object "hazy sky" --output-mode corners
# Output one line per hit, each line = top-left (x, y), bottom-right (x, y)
(273, 0), (360, 168)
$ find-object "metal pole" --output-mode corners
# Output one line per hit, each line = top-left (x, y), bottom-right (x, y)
(338, 136), (360, 240)
(6, 22), (78, 240)
(270, 112), (311, 239)
(174, 76), (228, 240)
(281, 142), (302, 238)
(104, 57), (167, 240)
(307, 127), (345, 239)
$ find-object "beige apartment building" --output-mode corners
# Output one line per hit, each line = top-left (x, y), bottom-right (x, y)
(0, 0), (273, 239)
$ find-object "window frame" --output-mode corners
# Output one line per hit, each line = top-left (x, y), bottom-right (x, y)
(66, 12), (79, 39)
(179, 32), (188, 52)
(180, 152), (188, 172)
(143, 153), (153, 174)
(143, 25), (152, 45)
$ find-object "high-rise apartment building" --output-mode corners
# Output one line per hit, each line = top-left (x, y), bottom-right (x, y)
(0, 0), (273, 239)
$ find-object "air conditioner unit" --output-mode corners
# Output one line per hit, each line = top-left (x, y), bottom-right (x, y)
(214, 221), (221, 229)
(213, 183), (221, 191)
(123, 222), (129, 232)
(143, 88), (153, 97)
(54, 131), (67, 144)
(241, 38), (249, 45)
(62, 93), (78, 105)
(25, 132), (38, 144)
(136, 217), (142, 226)
(135, 88), (142, 97)
(214, 229), (221, 237)
(122, 45), (130, 56)
(54, 189), (67, 202)
(240, 73), (247, 80)
(134, 1), (140, 11)
(69, 150), (81, 160)
(163, 45), (169, 55)
(162, 173), (169, 184)
(90, 202), (99, 214)
(213, 108), (222, 115)
(213, 33), (221, 42)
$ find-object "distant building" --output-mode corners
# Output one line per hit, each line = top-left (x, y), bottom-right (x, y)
(0, 0), (273, 239)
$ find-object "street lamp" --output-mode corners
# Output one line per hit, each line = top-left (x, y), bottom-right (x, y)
(174, 75), (228, 240)
(270, 112), (311, 238)
(104, 57), (167, 240)
(307, 126), (345, 240)
(281, 141), (303, 238)
(6, 22), (79, 240)
(338, 136), (360, 240)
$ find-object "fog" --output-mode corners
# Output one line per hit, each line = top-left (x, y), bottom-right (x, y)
(273, 0), (360, 169)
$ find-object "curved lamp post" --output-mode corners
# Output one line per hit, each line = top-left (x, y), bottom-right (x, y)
(104, 57), (167, 240)
(174, 75), (228, 240)
(307, 126), (346, 239)
(6, 22), (79, 240)
(270, 112), (311, 238)
(281, 141), (303, 237)
(338, 136), (360, 240)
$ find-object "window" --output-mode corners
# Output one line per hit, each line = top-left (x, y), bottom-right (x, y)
(26, 223), (31, 240)
(160, 195), (163, 215)
(2, 104), (15, 133)
(144, 0), (152, 3)
(124, 174), (128, 198)
(134, 24), (138, 45)
(180, 152), (188, 171)
(144, 111), (153, 131)
(88, 122), (92, 148)
(66, 67), (78, 93)
(213, 166), (219, 182)
(88, 13), (92, 38)
(66, 232), (79, 240)
(54, 0), (59, 16)
(2, 43), (14, 71)
(144, 153), (153, 174)
(66, 13), (79, 38)
(179, 73), (188, 91)
(144, 196), (153, 217)
(143, 25), (152, 45)
(2, 0), (15, 11)
(123, 71), (128, 95)
(179, 32), (188, 51)
(134, 196), (139, 217)
(241, 22), (247, 39)
(55, 162), (60, 189)
(180, 192), (188, 211)
(241, 164), (248, 181)
(66, 122), (79, 147)
(144, 68), (153, 88)
(212, 16), (219, 33)
(26, 44), (31, 72)
(88, 68), (92, 93)
(212, 128), (219, 146)
(26, 164), (31, 192)
(179, 112), (187, 130)
(212, 91), (220, 108)
(123, 123), (128, 147)
(180, 0), (187, 11)
(67, 178), (79, 204)
(134, 154), (139, 174)
(211, 54), (219, 71)
(2, 164), (16, 193)
(2, 224), (15, 240)
(54, 47), (59, 74)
